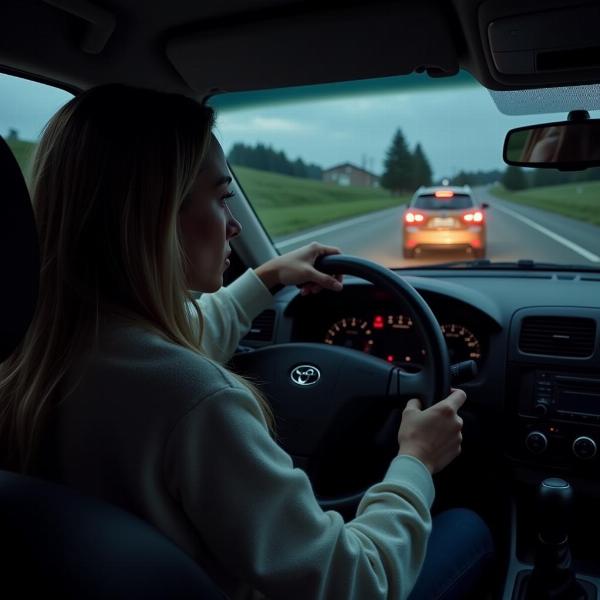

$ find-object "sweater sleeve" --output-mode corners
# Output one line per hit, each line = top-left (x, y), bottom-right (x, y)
(163, 385), (435, 600)
(195, 269), (274, 363)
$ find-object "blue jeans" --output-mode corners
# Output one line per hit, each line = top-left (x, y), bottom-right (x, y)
(408, 508), (495, 600)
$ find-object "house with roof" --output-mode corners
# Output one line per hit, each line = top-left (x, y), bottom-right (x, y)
(322, 162), (380, 188)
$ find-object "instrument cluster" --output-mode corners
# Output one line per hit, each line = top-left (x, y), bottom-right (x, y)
(322, 312), (482, 368)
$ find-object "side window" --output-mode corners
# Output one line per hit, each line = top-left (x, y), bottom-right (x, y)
(0, 73), (73, 179)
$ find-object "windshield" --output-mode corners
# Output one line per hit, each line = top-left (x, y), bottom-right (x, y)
(210, 71), (600, 270)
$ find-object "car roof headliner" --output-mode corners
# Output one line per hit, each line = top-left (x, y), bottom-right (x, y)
(3, 0), (600, 100)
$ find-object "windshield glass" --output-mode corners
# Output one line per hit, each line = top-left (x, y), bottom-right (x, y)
(212, 71), (599, 269)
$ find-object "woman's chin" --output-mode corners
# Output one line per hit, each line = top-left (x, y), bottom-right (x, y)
(188, 275), (223, 294)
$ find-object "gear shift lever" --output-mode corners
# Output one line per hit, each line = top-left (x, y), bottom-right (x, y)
(537, 478), (573, 544)
(527, 478), (587, 599)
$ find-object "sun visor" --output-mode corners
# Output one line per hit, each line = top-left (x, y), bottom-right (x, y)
(166, 2), (458, 97)
(478, 0), (600, 89)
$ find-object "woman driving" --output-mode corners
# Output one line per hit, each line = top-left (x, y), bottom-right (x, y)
(0, 84), (493, 599)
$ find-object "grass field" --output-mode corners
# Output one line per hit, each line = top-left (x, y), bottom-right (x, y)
(490, 182), (600, 226)
(6, 138), (36, 177)
(233, 166), (406, 236)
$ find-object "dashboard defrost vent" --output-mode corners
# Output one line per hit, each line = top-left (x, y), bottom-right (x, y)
(244, 309), (276, 342)
(519, 316), (596, 357)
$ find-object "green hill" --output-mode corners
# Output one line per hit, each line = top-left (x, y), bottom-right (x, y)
(6, 138), (37, 177)
(490, 182), (600, 226)
(233, 165), (405, 236)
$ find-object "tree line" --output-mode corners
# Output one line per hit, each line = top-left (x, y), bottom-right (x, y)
(227, 142), (322, 180)
(443, 169), (504, 187)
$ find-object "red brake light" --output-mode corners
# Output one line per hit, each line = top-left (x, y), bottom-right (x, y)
(463, 211), (484, 223)
(405, 212), (424, 223)
(435, 190), (454, 198)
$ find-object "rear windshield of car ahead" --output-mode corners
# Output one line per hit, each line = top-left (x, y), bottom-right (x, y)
(412, 194), (473, 210)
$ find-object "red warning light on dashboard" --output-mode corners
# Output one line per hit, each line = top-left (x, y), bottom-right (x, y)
(387, 355), (395, 363)
(373, 315), (384, 329)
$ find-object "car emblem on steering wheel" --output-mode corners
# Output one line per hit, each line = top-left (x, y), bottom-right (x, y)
(290, 365), (321, 386)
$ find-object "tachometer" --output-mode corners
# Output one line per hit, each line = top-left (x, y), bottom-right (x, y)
(324, 317), (374, 354)
(440, 323), (481, 363)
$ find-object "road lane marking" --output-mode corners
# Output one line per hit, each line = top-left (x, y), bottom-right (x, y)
(491, 202), (600, 263)
(275, 206), (402, 249)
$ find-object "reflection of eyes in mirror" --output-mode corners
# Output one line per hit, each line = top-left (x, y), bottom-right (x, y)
(505, 121), (600, 166)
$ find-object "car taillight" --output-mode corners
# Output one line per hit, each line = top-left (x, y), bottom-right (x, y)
(405, 212), (424, 223)
(463, 211), (484, 223)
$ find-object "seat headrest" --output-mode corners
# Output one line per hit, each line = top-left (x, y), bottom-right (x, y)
(0, 136), (40, 362)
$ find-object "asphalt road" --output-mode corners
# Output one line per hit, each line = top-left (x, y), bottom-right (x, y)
(274, 186), (600, 268)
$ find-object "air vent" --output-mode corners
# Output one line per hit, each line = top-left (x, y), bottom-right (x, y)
(243, 310), (276, 342)
(519, 316), (596, 358)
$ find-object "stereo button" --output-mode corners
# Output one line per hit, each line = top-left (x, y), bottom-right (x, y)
(526, 431), (548, 455)
(573, 436), (597, 460)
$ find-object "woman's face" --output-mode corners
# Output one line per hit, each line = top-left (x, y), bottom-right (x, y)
(179, 136), (242, 292)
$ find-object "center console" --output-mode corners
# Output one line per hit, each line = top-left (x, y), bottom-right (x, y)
(515, 369), (600, 467)
(503, 308), (600, 599)
(507, 308), (600, 473)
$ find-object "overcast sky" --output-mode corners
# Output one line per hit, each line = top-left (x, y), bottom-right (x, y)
(0, 71), (579, 181)
(212, 83), (577, 180)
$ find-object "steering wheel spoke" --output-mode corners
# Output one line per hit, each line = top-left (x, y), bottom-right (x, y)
(392, 367), (429, 400)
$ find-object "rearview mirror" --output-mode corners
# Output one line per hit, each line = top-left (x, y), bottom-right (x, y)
(503, 120), (600, 170)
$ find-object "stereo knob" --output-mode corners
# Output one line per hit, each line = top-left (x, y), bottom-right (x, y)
(534, 402), (549, 417)
(526, 431), (548, 455)
(572, 436), (597, 460)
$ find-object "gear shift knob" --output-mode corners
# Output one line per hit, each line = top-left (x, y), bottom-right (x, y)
(537, 478), (573, 545)
(515, 478), (596, 599)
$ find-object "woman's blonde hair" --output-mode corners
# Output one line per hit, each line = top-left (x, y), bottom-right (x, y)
(0, 84), (275, 473)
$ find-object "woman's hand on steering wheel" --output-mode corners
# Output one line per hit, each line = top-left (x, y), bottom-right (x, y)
(397, 388), (466, 474)
(254, 242), (344, 295)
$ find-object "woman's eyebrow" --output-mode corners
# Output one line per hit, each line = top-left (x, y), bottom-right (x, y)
(215, 175), (232, 186)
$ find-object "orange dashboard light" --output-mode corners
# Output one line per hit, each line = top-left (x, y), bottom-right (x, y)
(435, 190), (454, 198)
(373, 315), (384, 329)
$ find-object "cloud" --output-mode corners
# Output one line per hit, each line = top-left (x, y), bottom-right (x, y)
(217, 115), (313, 135)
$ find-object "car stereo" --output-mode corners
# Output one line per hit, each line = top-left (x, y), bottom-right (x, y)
(525, 370), (600, 421)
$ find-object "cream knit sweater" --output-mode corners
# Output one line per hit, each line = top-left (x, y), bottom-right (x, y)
(43, 269), (434, 600)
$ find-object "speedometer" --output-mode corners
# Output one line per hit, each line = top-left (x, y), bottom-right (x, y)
(324, 317), (374, 353)
(440, 323), (481, 363)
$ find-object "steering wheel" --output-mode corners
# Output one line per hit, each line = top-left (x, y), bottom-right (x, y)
(231, 254), (450, 514)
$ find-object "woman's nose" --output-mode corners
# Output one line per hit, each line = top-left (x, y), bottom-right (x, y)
(226, 208), (242, 239)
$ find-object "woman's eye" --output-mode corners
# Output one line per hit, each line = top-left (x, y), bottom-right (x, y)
(221, 190), (235, 205)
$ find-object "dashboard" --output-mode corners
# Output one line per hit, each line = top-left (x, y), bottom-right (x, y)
(240, 268), (600, 486)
